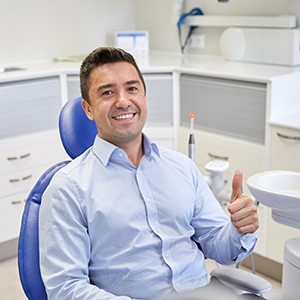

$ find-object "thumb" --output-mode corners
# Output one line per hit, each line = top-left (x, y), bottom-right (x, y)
(230, 170), (243, 203)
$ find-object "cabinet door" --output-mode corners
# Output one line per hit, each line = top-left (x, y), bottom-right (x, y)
(267, 125), (300, 263)
(180, 75), (267, 144)
(0, 77), (61, 139)
(270, 125), (300, 171)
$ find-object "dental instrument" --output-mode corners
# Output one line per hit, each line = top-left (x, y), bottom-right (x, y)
(188, 112), (195, 161)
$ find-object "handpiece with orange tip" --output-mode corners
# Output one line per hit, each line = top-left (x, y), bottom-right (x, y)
(188, 112), (195, 161)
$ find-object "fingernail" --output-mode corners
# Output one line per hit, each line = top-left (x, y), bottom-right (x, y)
(235, 170), (243, 174)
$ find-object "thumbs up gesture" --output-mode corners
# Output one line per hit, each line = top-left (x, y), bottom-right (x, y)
(228, 171), (259, 234)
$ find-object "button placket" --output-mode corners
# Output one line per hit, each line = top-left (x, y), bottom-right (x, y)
(135, 166), (181, 289)
(135, 168), (160, 235)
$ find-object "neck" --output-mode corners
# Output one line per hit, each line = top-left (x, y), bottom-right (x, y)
(118, 135), (144, 167)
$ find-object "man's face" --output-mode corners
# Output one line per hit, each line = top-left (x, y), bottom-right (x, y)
(82, 61), (147, 147)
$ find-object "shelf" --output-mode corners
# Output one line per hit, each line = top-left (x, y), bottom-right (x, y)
(184, 15), (297, 28)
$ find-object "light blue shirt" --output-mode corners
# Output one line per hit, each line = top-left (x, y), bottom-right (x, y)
(39, 134), (257, 300)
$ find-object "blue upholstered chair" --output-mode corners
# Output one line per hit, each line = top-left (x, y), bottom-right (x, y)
(18, 97), (97, 299)
(18, 97), (271, 299)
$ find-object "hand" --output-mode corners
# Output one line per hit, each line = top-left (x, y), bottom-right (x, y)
(227, 171), (259, 234)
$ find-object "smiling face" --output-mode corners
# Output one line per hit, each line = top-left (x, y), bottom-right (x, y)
(82, 61), (147, 149)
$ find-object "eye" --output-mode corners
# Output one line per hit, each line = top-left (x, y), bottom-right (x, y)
(128, 86), (138, 92)
(102, 90), (113, 96)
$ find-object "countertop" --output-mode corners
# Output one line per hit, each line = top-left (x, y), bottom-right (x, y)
(269, 113), (300, 131)
(1, 51), (300, 83)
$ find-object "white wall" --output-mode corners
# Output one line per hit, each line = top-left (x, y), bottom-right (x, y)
(2, 0), (300, 64)
(135, 0), (300, 55)
(0, 0), (135, 64)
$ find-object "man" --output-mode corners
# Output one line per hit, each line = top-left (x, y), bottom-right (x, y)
(39, 47), (259, 299)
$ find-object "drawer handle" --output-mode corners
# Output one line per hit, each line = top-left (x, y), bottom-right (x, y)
(11, 200), (22, 205)
(208, 152), (229, 161)
(11, 199), (26, 205)
(9, 174), (32, 183)
(20, 152), (31, 159)
(7, 156), (18, 161)
(22, 174), (33, 181)
(9, 178), (20, 183)
(277, 132), (300, 141)
(7, 152), (31, 161)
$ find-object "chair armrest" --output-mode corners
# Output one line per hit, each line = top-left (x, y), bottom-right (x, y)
(210, 266), (272, 295)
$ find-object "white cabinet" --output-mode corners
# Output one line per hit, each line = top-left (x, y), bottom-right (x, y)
(0, 130), (68, 244)
(66, 73), (175, 149)
(0, 77), (68, 247)
(265, 125), (300, 263)
(178, 74), (266, 185)
(178, 74), (267, 256)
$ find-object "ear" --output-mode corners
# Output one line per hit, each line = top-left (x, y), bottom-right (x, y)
(81, 99), (94, 121)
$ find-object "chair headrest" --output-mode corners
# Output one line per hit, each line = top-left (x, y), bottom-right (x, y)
(59, 97), (97, 159)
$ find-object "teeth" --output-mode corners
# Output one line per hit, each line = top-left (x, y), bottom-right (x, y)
(115, 113), (134, 120)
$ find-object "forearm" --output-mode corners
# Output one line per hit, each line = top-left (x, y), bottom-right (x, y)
(200, 222), (257, 265)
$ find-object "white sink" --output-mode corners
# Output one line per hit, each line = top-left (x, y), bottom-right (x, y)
(247, 170), (300, 229)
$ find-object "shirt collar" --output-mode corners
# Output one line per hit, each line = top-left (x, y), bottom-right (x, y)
(92, 133), (160, 167)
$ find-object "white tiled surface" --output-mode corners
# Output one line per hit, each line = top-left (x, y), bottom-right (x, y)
(0, 256), (281, 299)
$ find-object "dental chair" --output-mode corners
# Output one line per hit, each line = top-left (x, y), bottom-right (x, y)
(18, 97), (271, 300)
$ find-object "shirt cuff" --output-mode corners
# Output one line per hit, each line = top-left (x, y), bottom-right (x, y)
(230, 224), (257, 262)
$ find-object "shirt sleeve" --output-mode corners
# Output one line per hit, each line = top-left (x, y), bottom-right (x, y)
(190, 163), (257, 265)
(39, 172), (132, 300)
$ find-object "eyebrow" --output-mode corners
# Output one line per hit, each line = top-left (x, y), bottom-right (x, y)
(97, 80), (141, 92)
(125, 80), (141, 86)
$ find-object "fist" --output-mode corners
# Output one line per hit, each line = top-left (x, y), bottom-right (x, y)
(227, 171), (259, 234)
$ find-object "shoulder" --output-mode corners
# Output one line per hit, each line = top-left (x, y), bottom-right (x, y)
(58, 147), (95, 176)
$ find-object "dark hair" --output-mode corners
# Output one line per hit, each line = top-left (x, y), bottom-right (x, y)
(80, 47), (146, 103)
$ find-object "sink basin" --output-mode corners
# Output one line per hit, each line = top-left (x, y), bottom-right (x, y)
(247, 170), (300, 210)
(247, 170), (300, 229)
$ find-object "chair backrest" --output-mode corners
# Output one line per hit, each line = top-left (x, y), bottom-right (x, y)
(59, 96), (97, 159)
(18, 96), (97, 299)
(18, 161), (70, 300)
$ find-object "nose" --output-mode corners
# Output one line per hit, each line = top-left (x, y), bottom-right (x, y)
(115, 90), (130, 109)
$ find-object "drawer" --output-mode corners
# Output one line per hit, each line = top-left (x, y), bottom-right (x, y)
(270, 125), (300, 171)
(0, 164), (60, 198)
(0, 140), (67, 175)
(0, 130), (68, 175)
(0, 192), (27, 243)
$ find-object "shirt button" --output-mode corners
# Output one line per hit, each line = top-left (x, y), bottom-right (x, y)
(165, 253), (169, 258)
(146, 198), (151, 202)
